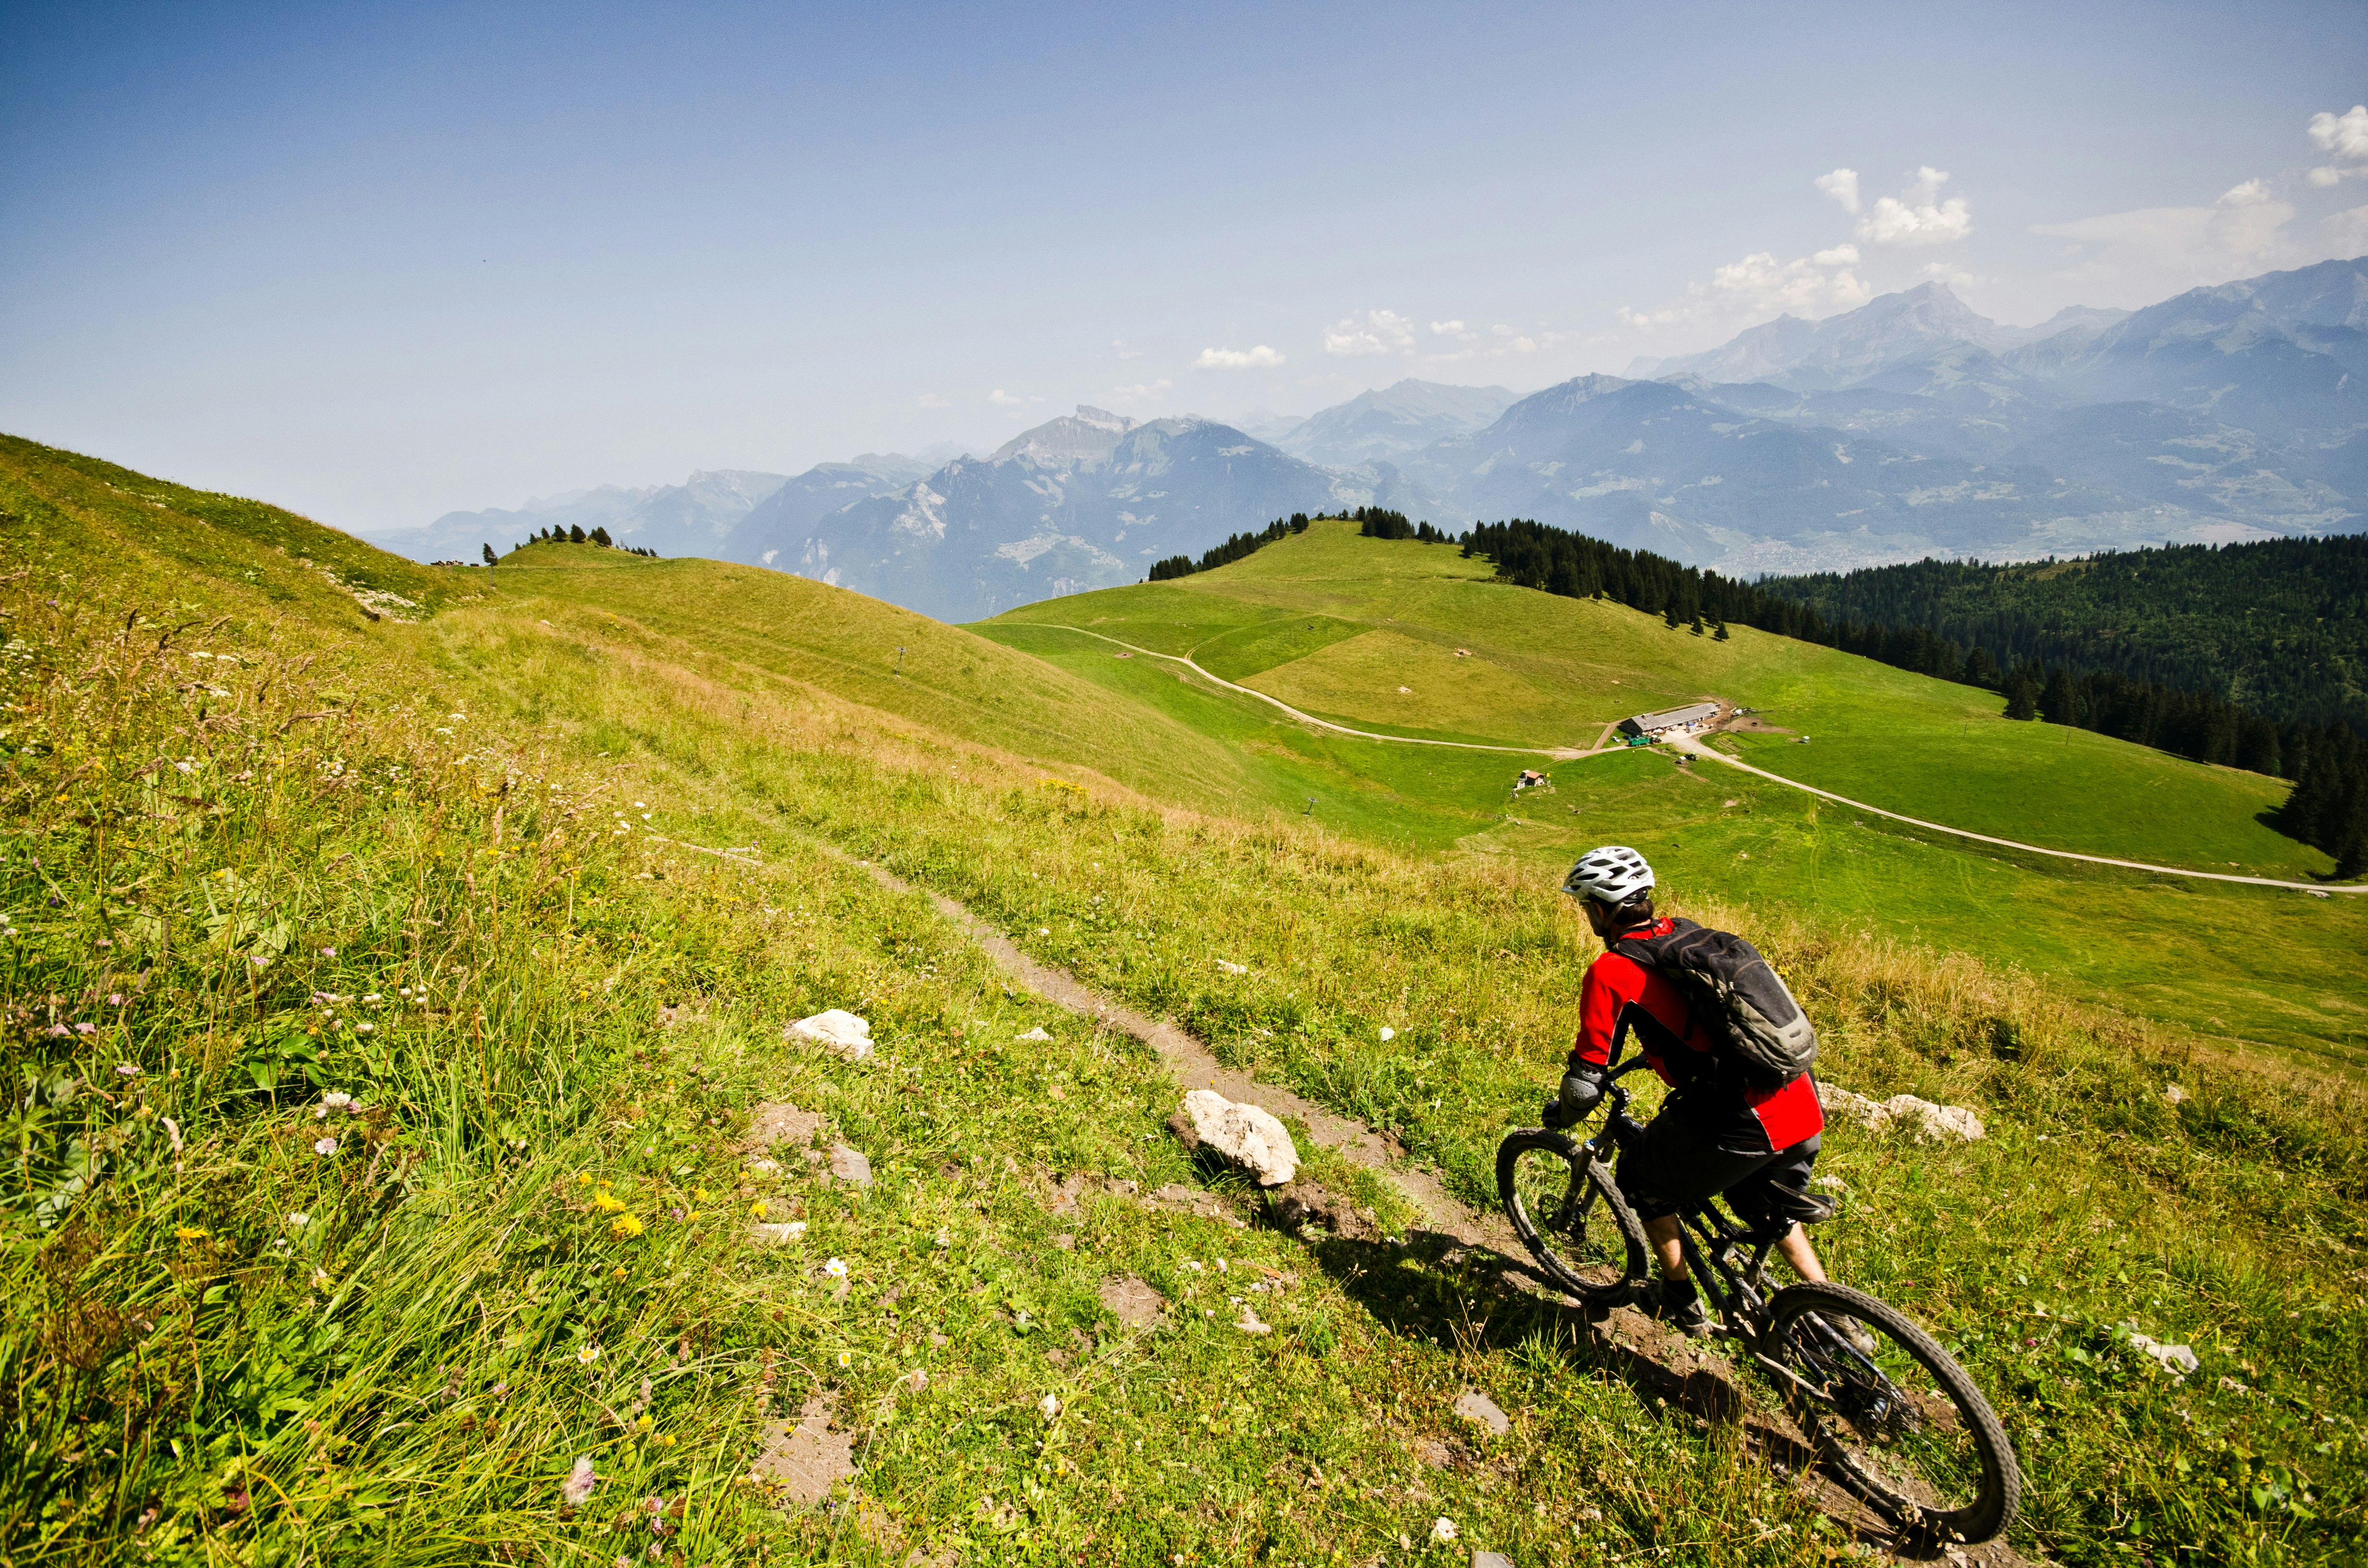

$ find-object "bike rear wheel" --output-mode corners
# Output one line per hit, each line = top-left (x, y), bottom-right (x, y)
(1496, 1129), (1649, 1304)
(1766, 1282), (2021, 1546)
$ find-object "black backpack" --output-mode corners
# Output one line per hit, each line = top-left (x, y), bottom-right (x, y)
(1606, 918), (1818, 1089)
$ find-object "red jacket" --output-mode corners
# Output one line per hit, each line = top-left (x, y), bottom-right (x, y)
(1569, 918), (1824, 1152)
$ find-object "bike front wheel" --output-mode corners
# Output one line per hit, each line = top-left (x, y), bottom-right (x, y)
(1495, 1128), (1649, 1304)
(1766, 1281), (2021, 1546)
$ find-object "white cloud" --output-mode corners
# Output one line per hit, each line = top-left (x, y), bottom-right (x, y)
(1194, 344), (1285, 370)
(1815, 168), (1861, 214)
(988, 388), (1023, 406)
(1710, 250), (1872, 312)
(1856, 166), (1972, 245)
(1921, 260), (1980, 287)
(1107, 378), (1173, 405)
(1617, 241), (1872, 336)
(2030, 176), (2314, 302)
(1111, 339), (1147, 360)
(2307, 105), (2368, 185)
(1323, 309), (1417, 356)
(1430, 319), (1466, 335)
(917, 392), (948, 409)
(2326, 204), (2368, 254)
(2308, 104), (2368, 160)
(1510, 335), (1538, 353)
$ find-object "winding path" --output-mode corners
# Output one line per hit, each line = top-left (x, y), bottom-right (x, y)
(1664, 732), (2365, 895)
(1021, 622), (2362, 894)
(1030, 623), (1593, 758)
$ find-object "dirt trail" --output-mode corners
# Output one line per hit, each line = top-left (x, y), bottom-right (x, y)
(1021, 622), (2361, 896)
(828, 846), (2045, 1566)
(839, 850), (1503, 1248)
(1668, 731), (2365, 895)
(1033, 623), (1610, 761)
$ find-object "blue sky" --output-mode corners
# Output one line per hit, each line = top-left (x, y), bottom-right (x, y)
(3, 0), (2363, 532)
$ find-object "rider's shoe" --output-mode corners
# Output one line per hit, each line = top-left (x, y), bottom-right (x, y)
(1642, 1276), (1711, 1338)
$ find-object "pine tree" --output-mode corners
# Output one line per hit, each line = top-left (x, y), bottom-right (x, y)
(1689, 610), (1705, 636)
(2040, 667), (2080, 725)
(1663, 604), (1680, 629)
(590, 526), (613, 548)
(568, 524), (586, 543)
(481, 543), (496, 568)
(2004, 672), (2039, 721)
(1714, 619), (1729, 641)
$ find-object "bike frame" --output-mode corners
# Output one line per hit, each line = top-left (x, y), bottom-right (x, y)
(1581, 1053), (1796, 1353)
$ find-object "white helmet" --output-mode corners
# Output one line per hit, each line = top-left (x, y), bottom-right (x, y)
(1563, 845), (1655, 906)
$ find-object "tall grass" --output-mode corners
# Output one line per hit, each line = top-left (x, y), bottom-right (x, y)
(6, 436), (2365, 1565)
(435, 595), (2368, 1564)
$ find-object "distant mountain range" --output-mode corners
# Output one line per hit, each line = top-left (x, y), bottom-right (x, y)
(371, 256), (2368, 615)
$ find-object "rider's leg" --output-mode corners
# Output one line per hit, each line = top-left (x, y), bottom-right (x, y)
(1773, 1223), (1827, 1284)
(1645, 1214), (1688, 1280)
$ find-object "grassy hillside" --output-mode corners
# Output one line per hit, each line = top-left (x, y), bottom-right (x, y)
(980, 521), (2364, 1066)
(5, 436), (2366, 1566)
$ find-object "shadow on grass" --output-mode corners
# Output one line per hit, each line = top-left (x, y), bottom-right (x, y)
(1270, 1213), (1981, 1565)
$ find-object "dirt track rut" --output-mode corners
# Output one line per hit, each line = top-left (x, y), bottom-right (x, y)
(831, 847), (2047, 1566)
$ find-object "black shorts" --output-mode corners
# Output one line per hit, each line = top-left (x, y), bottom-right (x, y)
(1616, 1110), (1821, 1228)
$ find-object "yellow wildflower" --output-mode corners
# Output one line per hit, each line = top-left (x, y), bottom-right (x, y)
(693, 1187), (711, 1202)
(610, 1213), (644, 1239)
(592, 1190), (626, 1213)
(577, 1172), (593, 1187)
(635, 1413), (654, 1433)
(175, 1225), (208, 1242)
(750, 1200), (766, 1218)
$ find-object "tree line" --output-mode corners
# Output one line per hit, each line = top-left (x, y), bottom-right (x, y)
(1454, 517), (2368, 875)
(488, 525), (660, 558)
(1147, 514), (1313, 581)
(1354, 506), (1454, 543)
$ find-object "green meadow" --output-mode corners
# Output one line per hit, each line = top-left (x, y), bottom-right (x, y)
(972, 521), (2362, 1066)
(4, 435), (2365, 1567)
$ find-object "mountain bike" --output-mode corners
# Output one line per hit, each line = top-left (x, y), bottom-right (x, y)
(1496, 1052), (2022, 1546)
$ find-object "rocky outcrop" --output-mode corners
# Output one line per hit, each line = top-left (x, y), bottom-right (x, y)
(1819, 1083), (1985, 1143)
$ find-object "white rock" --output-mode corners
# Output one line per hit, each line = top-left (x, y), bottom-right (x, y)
(827, 1144), (873, 1187)
(1818, 1084), (1984, 1144)
(1016, 1026), (1053, 1041)
(1474, 1553), (1516, 1568)
(750, 1222), (808, 1244)
(1235, 1306), (1273, 1335)
(1214, 959), (1247, 975)
(1181, 1089), (1300, 1187)
(786, 1009), (873, 1060)
(2121, 1325), (2199, 1375)
(2165, 1084), (2188, 1105)
(1453, 1389), (1511, 1435)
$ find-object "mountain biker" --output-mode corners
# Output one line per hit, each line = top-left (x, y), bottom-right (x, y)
(1546, 845), (1831, 1335)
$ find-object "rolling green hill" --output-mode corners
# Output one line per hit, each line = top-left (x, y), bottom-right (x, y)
(8, 435), (2367, 1566)
(978, 519), (2363, 1064)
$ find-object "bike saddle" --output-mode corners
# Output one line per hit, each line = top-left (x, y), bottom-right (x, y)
(1738, 1188), (1837, 1232)
(1781, 1190), (1838, 1226)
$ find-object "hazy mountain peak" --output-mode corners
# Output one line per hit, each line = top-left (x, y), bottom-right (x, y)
(991, 406), (1141, 467)
(1274, 379), (1520, 466)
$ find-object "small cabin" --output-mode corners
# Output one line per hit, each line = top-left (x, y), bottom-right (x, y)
(1616, 701), (1720, 740)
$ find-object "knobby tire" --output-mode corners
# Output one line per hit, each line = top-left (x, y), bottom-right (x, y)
(1767, 1280), (2022, 1546)
(1495, 1128), (1649, 1304)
